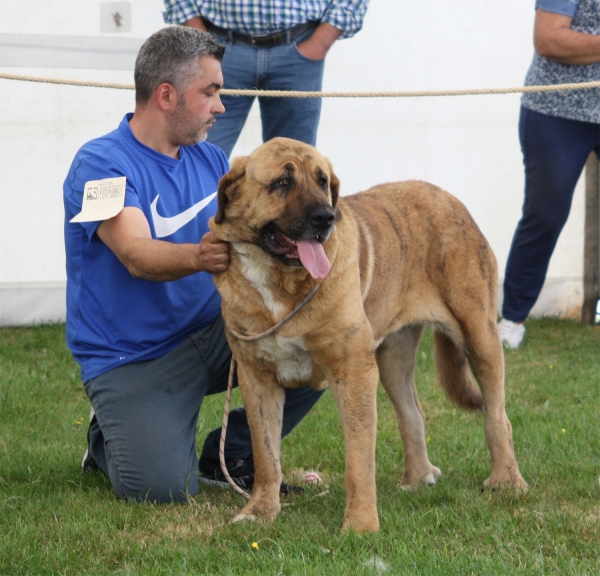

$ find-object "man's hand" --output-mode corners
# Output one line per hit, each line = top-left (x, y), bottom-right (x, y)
(296, 23), (342, 61)
(197, 231), (230, 274)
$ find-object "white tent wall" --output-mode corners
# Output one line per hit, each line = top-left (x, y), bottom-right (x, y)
(0, 0), (586, 326)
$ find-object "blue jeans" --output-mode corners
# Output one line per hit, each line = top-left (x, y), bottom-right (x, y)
(502, 106), (600, 322)
(84, 315), (324, 503)
(207, 29), (325, 157)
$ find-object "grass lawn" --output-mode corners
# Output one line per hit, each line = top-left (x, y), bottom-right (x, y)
(1, 319), (599, 575)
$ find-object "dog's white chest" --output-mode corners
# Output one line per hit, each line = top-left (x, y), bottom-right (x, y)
(233, 246), (313, 383)
(259, 335), (313, 384)
(235, 248), (285, 317)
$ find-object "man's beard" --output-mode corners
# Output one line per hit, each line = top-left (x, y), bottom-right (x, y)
(168, 97), (214, 147)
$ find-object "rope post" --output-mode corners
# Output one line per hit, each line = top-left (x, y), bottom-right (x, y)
(582, 152), (600, 325)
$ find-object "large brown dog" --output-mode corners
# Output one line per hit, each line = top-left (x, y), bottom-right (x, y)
(210, 137), (527, 532)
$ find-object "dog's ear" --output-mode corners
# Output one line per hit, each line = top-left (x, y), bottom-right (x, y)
(214, 156), (248, 224)
(327, 159), (342, 221)
(327, 159), (340, 208)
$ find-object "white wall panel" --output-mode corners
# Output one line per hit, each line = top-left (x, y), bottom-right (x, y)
(0, 0), (586, 325)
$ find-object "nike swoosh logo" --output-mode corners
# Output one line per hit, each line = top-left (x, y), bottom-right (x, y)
(150, 192), (217, 238)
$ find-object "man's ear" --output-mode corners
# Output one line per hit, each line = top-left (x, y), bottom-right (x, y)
(214, 156), (249, 224)
(156, 82), (177, 111)
(327, 159), (342, 221)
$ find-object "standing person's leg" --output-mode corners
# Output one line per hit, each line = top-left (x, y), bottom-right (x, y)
(84, 334), (214, 503)
(206, 39), (257, 157)
(257, 30), (325, 146)
(502, 107), (600, 325)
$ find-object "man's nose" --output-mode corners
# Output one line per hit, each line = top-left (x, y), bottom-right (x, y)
(213, 93), (225, 115)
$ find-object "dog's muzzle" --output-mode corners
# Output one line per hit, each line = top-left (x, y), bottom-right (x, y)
(259, 205), (334, 279)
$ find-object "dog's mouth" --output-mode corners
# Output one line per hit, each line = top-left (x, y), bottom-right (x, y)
(260, 225), (331, 279)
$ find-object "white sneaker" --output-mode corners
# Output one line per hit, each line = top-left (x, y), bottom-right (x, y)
(498, 319), (525, 349)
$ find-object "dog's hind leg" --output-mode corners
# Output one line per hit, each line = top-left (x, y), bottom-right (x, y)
(377, 325), (442, 489)
(460, 317), (528, 491)
(231, 362), (286, 523)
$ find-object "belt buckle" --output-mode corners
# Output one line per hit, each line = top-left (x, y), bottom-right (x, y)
(250, 34), (271, 47)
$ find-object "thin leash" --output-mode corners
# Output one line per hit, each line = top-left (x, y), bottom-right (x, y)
(218, 283), (322, 498)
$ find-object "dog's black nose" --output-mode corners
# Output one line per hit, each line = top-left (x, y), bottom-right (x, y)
(310, 205), (335, 230)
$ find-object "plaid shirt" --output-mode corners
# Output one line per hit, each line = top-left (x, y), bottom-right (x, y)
(163, 0), (369, 39)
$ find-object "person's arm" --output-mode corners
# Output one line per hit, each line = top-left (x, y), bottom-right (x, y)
(182, 15), (208, 32)
(96, 206), (229, 281)
(296, 22), (343, 60)
(162, 0), (202, 26)
(534, 8), (600, 65)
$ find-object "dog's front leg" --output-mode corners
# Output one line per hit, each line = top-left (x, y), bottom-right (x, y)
(329, 358), (380, 532)
(231, 361), (285, 524)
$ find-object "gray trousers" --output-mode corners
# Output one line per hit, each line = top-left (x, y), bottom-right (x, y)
(84, 315), (324, 503)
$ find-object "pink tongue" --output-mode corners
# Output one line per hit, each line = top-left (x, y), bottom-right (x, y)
(296, 238), (330, 279)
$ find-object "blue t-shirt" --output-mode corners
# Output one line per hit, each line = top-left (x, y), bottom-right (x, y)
(64, 113), (229, 382)
(521, 0), (600, 123)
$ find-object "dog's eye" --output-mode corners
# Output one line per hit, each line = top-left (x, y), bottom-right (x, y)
(319, 177), (328, 187)
(279, 178), (290, 186)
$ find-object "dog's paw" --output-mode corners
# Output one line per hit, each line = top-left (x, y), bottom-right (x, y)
(423, 466), (442, 486)
(401, 465), (442, 490)
(231, 513), (257, 524)
(482, 473), (528, 492)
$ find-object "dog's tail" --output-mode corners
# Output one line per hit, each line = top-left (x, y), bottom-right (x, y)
(433, 331), (483, 411)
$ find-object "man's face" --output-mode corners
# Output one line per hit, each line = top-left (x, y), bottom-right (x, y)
(167, 56), (225, 147)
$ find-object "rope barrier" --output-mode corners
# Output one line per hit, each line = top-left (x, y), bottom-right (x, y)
(1, 71), (599, 98)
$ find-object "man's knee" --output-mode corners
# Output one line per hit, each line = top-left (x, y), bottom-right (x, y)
(109, 464), (199, 504)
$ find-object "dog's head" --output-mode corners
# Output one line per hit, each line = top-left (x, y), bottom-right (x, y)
(211, 138), (341, 279)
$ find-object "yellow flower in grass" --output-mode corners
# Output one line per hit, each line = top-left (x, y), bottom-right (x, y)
(251, 542), (259, 550)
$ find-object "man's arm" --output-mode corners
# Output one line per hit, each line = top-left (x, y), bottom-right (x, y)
(162, 0), (202, 26)
(534, 9), (600, 65)
(296, 22), (343, 61)
(182, 16), (208, 32)
(96, 206), (229, 281)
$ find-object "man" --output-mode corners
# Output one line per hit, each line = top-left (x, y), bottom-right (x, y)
(63, 26), (323, 503)
(163, 0), (370, 157)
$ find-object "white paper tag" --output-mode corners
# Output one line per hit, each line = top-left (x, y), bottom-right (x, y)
(70, 177), (127, 223)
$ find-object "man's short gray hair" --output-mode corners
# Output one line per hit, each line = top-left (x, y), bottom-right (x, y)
(134, 26), (225, 105)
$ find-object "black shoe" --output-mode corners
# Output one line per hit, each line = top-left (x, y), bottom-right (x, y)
(81, 449), (100, 473)
(198, 456), (304, 495)
(81, 408), (99, 473)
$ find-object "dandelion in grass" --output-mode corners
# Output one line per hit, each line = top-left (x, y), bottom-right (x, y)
(251, 542), (259, 550)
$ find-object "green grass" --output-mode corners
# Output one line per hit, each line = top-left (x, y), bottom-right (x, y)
(1, 319), (599, 575)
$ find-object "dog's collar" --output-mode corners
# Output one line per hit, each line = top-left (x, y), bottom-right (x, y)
(228, 282), (322, 342)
